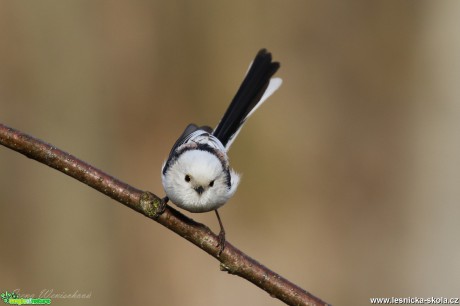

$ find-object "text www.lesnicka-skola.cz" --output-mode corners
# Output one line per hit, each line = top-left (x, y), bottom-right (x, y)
(370, 296), (459, 304)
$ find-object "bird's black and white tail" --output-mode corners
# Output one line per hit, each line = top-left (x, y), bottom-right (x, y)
(213, 49), (282, 150)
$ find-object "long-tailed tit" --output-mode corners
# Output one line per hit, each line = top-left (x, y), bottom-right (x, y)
(161, 49), (281, 254)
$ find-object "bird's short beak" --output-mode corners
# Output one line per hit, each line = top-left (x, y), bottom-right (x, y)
(194, 186), (204, 195)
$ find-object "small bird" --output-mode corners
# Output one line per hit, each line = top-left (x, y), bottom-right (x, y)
(161, 49), (282, 254)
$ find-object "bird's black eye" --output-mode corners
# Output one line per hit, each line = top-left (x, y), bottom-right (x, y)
(209, 180), (214, 187)
(185, 175), (191, 182)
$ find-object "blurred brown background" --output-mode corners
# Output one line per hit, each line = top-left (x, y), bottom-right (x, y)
(1, 1), (460, 305)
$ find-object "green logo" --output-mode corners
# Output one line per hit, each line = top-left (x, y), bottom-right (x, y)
(1, 292), (18, 303)
(1, 291), (51, 305)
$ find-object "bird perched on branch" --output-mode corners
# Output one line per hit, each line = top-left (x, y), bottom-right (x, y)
(161, 49), (282, 255)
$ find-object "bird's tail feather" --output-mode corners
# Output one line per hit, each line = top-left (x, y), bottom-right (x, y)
(213, 49), (281, 150)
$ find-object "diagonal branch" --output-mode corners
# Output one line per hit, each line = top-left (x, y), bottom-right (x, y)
(0, 122), (330, 306)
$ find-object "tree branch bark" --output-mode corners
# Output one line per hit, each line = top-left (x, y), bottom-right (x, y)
(0, 122), (330, 306)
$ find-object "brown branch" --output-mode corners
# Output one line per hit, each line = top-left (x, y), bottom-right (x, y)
(0, 122), (330, 306)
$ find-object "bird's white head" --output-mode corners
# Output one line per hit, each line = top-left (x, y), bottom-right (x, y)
(162, 149), (240, 213)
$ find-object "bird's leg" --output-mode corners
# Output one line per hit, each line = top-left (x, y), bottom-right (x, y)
(215, 209), (226, 256)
